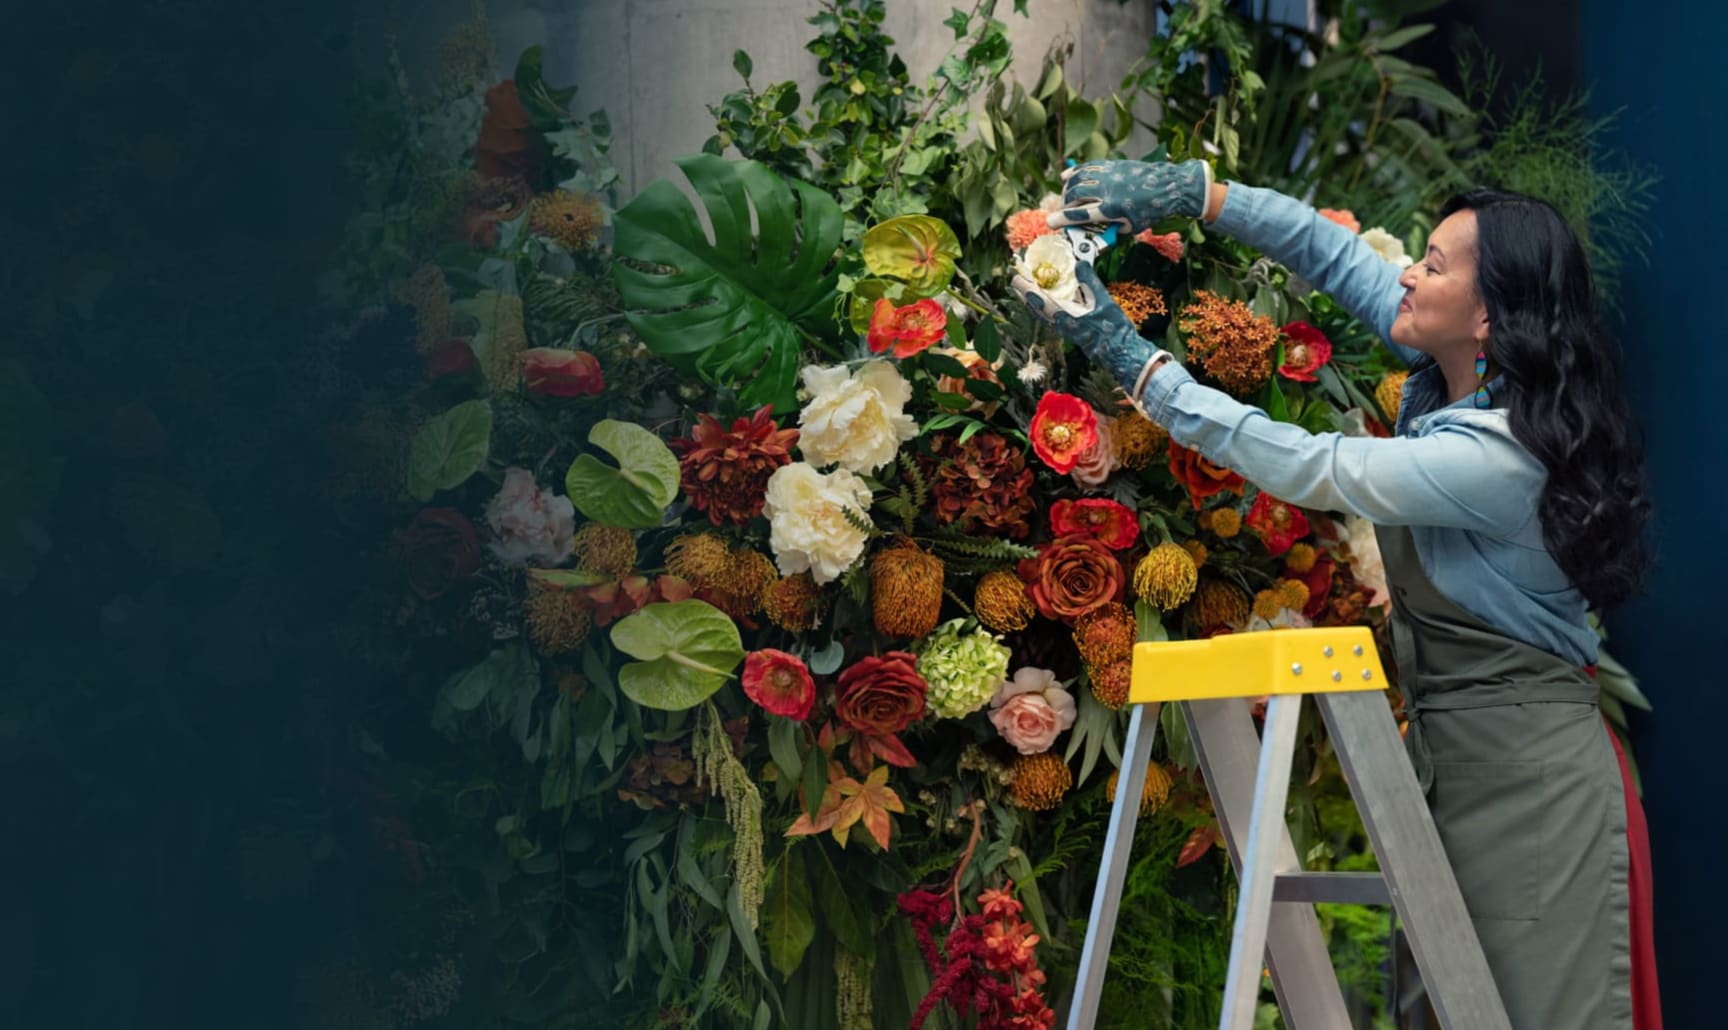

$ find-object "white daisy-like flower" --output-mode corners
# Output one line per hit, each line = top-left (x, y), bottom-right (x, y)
(1019, 358), (1048, 385)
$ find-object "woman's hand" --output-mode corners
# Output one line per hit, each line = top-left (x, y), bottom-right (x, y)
(1011, 260), (1175, 396)
(1047, 159), (1213, 235)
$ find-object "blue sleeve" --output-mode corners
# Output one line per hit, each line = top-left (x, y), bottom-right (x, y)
(1209, 182), (1423, 368)
(1137, 365), (1542, 536)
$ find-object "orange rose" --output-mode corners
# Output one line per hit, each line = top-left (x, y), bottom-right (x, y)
(1018, 534), (1125, 623)
(1168, 440), (1245, 510)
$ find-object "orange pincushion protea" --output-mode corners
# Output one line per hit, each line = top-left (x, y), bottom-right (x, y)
(670, 405), (799, 526)
(526, 578), (592, 655)
(1107, 762), (1174, 815)
(870, 538), (944, 638)
(1193, 578), (1251, 631)
(572, 523), (636, 578)
(974, 570), (1036, 633)
(1008, 752), (1073, 811)
(1030, 393), (1099, 474)
(763, 572), (824, 632)
(530, 190), (605, 251)
(1089, 659), (1133, 709)
(1377, 371), (1410, 426)
(1072, 602), (1136, 667)
(1111, 413), (1166, 470)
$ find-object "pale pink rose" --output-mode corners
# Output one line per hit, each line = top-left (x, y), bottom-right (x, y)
(988, 667), (1077, 755)
(1135, 229), (1186, 263)
(1069, 413), (1119, 490)
(484, 466), (575, 567)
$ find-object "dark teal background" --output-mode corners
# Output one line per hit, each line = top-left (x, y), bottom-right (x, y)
(1584, 3), (1728, 1024)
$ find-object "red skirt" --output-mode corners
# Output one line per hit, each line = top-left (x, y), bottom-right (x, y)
(1605, 722), (1662, 1029)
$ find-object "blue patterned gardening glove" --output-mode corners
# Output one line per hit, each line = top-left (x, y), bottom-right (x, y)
(1047, 159), (1213, 234)
(1011, 259), (1171, 394)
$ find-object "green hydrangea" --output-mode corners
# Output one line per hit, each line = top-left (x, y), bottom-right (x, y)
(918, 618), (1011, 719)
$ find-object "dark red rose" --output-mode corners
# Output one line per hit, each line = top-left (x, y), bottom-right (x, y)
(400, 508), (480, 599)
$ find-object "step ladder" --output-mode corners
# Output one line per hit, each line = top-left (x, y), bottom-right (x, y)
(1065, 627), (1509, 1030)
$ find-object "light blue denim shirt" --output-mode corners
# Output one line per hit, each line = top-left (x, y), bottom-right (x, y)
(1137, 183), (1597, 665)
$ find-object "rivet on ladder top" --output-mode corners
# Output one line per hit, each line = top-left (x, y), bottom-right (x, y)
(1353, 645), (1364, 656)
(1362, 670), (1373, 681)
(1331, 670), (1342, 682)
(1323, 646), (1334, 657)
(1292, 663), (1303, 675)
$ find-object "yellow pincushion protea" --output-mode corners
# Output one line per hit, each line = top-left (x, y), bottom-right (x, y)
(763, 572), (823, 632)
(1284, 542), (1317, 575)
(870, 538), (944, 638)
(973, 569), (1035, 633)
(526, 579), (591, 655)
(1274, 578), (1311, 613)
(1134, 542), (1199, 610)
(1193, 579), (1251, 631)
(530, 190), (605, 251)
(1089, 659), (1133, 710)
(1111, 412), (1167, 471)
(1107, 762), (1174, 815)
(1377, 371), (1410, 426)
(572, 524), (636, 579)
(1008, 751), (1073, 811)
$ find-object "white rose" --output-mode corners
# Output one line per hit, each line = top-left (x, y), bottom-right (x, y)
(762, 462), (874, 585)
(797, 361), (918, 474)
(484, 466), (575, 567)
(1016, 234), (1080, 304)
(1359, 227), (1413, 269)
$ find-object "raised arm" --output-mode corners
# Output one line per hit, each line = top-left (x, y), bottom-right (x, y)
(1204, 182), (1418, 365)
(1054, 160), (1420, 366)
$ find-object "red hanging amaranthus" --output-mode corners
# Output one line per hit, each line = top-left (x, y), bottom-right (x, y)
(897, 877), (1055, 1030)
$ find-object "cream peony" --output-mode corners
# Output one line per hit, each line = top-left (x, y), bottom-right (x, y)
(797, 361), (918, 475)
(988, 667), (1077, 755)
(1359, 227), (1413, 269)
(1343, 514), (1391, 609)
(762, 462), (874, 585)
(1016, 234), (1080, 305)
(484, 466), (575, 567)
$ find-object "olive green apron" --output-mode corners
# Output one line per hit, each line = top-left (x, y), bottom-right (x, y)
(1377, 523), (1633, 1030)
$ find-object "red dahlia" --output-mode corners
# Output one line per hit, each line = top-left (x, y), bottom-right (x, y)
(670, 405), (799, 526)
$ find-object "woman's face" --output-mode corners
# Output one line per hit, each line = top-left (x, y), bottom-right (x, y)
(1389, 209), (1490, 356)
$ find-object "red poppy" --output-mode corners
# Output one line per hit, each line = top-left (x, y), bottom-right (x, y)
(1167, 440), (1245, 510)
(1049, 498), (1139, 550)
(1277, 322), (1334, 382)
(742, 649), (817, 721)
(1030, 393), (1099, 474)
(866, 298), (947, 358)
(523, 348), (604, 397)
(1245, 491), (1311, 557)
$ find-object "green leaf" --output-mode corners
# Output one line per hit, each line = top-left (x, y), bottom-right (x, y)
(972, 317), (1002, 363)
(1064, 97), (1100, 155)
(678, 840), (727, 912)
(768, 715), (803, 782)
(862, 215), (962, 298)
(439, 641), (532, 714)
(801, 746), (830, 819)
(1372, 24), (1436, 52)
(943, 6), (970, 39)
(610, 600), (745, 710)
(612, 156), (843, 412)
(764, 849), (815, 978)
(732, 49), (753, 79)
(529, 567), (611, 589)
(406, 400), (492, 501)
(811, 847), (873, 955)
(1262, 374), (1291, 423)
(563, 419), (680, 528)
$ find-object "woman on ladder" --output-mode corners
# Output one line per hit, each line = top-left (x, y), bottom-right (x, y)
(1013, 160), (1661, 1029)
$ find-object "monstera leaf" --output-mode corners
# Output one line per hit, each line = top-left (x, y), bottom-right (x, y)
(611, 155), (843, 412)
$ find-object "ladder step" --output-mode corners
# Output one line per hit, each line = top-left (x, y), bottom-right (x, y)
(1272, 871), (1391, 906)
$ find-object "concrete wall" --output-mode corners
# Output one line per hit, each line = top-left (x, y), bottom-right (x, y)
(393, 0), (1160, 195)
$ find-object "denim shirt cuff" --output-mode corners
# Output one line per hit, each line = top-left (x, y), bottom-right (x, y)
(1209, 181), (1269, 244)
(1135, 361), (1196, 425)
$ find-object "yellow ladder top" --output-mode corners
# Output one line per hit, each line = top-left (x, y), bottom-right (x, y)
(1129, 627), (1387, 704)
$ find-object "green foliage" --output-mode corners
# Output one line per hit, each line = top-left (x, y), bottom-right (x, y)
(611, 600), (747, 710)
(611, 155), (844, 412)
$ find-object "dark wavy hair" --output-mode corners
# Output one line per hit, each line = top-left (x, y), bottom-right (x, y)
(1442, 188), (1651, 611)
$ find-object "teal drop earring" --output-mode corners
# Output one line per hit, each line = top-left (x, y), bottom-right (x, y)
(1473, 350), (1491, 409)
